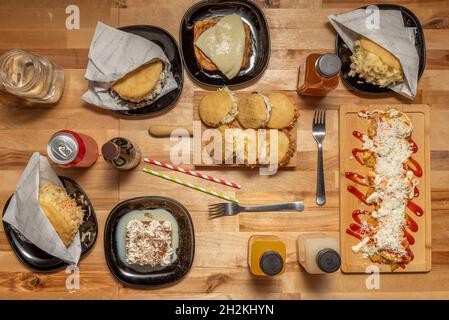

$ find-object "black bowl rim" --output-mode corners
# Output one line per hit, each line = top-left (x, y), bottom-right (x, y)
(179, 0), (271, 88)
(335, 3), (427, 96)
(1, 176), (98, 273)
(103, 196), (195, 288)
(108, 24), (184, 118)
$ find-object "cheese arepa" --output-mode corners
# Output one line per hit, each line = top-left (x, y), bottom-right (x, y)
(112, 59), (165, 102)
(199, 88), (238, 127)
(39, 184), (84, 247)
(194, 14), (252, 79)
(237, 93), (271, 129)
(267, 93), (299, 129)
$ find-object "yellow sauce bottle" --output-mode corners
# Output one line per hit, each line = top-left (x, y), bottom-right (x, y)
(248, 235), (286, 276)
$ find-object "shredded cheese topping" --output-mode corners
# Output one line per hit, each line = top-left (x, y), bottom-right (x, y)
(352, 109), (418, 262)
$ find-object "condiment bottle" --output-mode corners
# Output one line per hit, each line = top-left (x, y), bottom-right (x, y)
(0, 49), (64, 103)
(47, 130), (98, 168)
(297, 53), (341, 96)
(248, 235), (286, 276)
(101, 137), (141, 170)
(297, 233), (341, 274)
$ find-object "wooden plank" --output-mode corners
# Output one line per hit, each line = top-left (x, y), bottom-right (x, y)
(193, 90), (298, 168)
(339, 104), (431, 273)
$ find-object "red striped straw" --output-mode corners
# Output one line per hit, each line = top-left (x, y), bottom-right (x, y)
(144, 158), (241, 189)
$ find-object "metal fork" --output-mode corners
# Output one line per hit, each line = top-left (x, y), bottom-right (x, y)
(312, 109), (326, 206)
(208, 202), (304, 219)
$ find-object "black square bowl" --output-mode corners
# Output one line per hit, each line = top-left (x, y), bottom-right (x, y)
(336, 4), (426, 95)
(104, 196), (195, 288)
(2, 176), (98, 272)
(112, 25), (184, 117)
(180, 0), (271, 88)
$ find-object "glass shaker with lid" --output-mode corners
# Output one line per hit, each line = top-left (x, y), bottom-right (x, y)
(0, 49), (64, 103)
(297, 53), (342, 96)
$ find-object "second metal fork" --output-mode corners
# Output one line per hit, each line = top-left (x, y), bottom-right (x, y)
(208, 202), (305, 219)
(312, 109), (326, 206)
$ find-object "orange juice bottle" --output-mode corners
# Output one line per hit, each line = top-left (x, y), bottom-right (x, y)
(297, 53), (341, 96)
(248, 235), (286, 276)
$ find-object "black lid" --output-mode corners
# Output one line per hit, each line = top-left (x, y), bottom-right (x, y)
(101, 142), (119, 161)
(259, 251), (284, 276)
(316, 248), (341, 273)
(316, 53), (342, 77)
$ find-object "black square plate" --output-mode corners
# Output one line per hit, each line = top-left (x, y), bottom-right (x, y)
(336, 4), (426, 95)
(180, 0), (270, 88)
(2, 176), (98, 272)
(104, 196), (195, 288)
(111, 25), (184, 117)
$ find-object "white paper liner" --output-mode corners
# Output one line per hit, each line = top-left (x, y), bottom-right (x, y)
(81, 22), (178, 111)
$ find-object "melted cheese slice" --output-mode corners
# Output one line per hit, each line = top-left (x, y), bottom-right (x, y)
(195, 14), (245, 79)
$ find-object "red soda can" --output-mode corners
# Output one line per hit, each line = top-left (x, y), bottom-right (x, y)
(47, 130), (98, 167)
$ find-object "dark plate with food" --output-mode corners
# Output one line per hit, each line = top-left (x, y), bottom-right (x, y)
(104, 196), (195, 288)
(2, 176), (98, 272)
(112, 25), (184, 117)
(336, 4), (426, 95)
(180, 0), (270, 87)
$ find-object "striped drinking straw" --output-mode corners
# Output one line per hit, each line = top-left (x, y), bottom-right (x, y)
(142, 168), (239, 203)
(144, 158), (241, 189)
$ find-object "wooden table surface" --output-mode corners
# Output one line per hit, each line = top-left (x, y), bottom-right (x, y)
(1, 0), (449, 300)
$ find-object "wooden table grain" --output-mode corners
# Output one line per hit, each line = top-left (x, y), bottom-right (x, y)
(1, 0), (449, 300)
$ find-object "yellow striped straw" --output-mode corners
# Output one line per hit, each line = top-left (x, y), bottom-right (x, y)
(142, 168), (239, 203)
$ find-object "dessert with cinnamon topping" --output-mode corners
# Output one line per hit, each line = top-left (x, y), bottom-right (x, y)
(125, 219), (173, 267)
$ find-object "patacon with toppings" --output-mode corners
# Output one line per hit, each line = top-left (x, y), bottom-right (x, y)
(346, 108), (423, 271)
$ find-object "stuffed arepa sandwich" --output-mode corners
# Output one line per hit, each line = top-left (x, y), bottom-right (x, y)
(349, 37), (404, 88)
(266, 93), (299, 129)
(194, 13), (252, 80)
(237, 92), (272, 129)
(111, 59), (168, 107)
(198, 87), (238, 127)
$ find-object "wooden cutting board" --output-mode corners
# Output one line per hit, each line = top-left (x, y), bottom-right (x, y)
(193, 91), (298, 168)
(339, 104), (431, 273)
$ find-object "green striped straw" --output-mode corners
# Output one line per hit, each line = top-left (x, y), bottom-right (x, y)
(143, 168), (239, 203)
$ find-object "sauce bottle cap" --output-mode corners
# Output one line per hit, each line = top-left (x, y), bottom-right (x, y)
(316, 53), (342, 78)
(101, 142), (119, 161)
(259, 251), (284, 276)
(316, 248), (341, 273)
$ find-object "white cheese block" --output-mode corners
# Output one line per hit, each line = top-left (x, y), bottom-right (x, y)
(195, 14), (245, 79)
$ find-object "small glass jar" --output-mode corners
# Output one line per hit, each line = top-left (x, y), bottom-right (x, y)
(101, 137), (141, 170)
(297, 53), (341, 96)
(0, 49), (64, 103)
(248, 235), (286, 276)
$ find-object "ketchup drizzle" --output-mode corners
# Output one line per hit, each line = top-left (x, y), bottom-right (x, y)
(345, 172), (369, 187)
(409, 139), (418, 153)
(404, 158), (423, 177)
(346, 229), (362, 240)
(414, 186), (419, 198)
(407, 201), (424, 217)
(405, 214), (419, 233)
(352, 148), (365, 166)
(352, 130), (364, 142)
(404, 230), (415, 245)
(347, 186), (368, 204)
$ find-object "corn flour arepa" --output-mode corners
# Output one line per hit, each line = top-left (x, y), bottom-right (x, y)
(207, 125), (237, 163)
(349, 37), (404, 88)
(229, 128), (295, 167)
(199, 87), (238, 127)
(194, 13), (252, 79)
(266, 93), (299, 129)
(112, 59), (166, 103)
(237, 92), (272, 129)
(258, 129), (296, 167)
(39, 184), (84, 247)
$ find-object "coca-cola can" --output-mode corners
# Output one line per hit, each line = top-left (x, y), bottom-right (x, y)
(47, 130), (98, 167)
